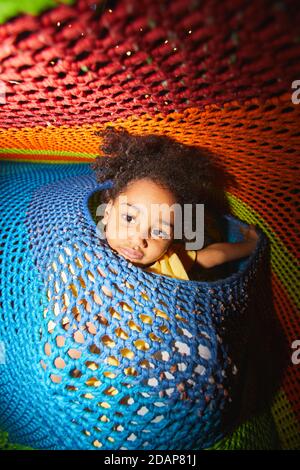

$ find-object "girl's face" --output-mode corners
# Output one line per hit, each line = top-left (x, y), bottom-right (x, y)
(102, 178), (177, 266)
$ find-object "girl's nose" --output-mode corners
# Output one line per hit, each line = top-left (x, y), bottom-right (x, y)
(130, 228), (149, 248)
(132, 235), (148, 249)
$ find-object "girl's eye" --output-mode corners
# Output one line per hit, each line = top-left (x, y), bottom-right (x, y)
(121, 214), (136, 224)
(151, 228), (169, 239)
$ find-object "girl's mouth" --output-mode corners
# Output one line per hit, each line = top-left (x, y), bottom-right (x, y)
(120, 247), (144, 260)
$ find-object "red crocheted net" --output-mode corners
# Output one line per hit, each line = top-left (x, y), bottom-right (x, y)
(0, 0), (299, 128)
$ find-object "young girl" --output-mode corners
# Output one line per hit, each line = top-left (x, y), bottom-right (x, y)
(91, 127), (258, 281)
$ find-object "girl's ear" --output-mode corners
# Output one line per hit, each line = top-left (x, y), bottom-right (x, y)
(102, 199), (113, 225)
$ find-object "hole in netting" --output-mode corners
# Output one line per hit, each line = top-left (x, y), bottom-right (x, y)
(101, 335), (116, 348)
(103, 371), (117, 379)
(120, 348), (134, 359)
(98, 401), (111, 409)
(152, 350), (170, 362)
(198, 344), (211, 360)
(104, 386), (119, 396)
(97, 266), (107, 278)
(83, 252), (92, 263)
(119, 396), (134, 406)
(146, 377), (158, 387)
(102, 285), (113, 298)
(74, 256), (83, 268)
(85, 270), (95, 283)
(194, 364), (206, 375)
(109, 307), (121, 320)
(85, 360), (99, 371)
(85, 321), (97, 335)
(139, 314), (153, 325)
(137, 406), (149, 416)
(95, 313), (109, 326)
(17, 64), (31, 73)
(68, 263), (75, 275)
(73, 330), (85, 343)
(93, 440), (102, 448)
(153, 307), (169, 320)
(97, 25), (109, 40)
(75, 51), (91, 62)
(124, 281), (134, 290)
(128, 320), (142, 332)
(71, 306), (81, 322)
(115, 327), (129, 340)
(66, 385), (77, 392)
(54, 357), (66, 369)
(68, 283), (78, 298)
(159, 325), (170, 335)
(118, 301), (133, 312)
(91, 290), (103, 305)
(81, 393), (95, 399)
(50, 374), (62, 384)
(78, 298), (91, 313)
(106, 356), (120, 366)
(61, 292), (69, 308)
(57, 71), (67, 79)
(174, 313), (189, 324)
(177, 327), (193, 338)
(86, 377), (101, 387)
(88, 342), (100, 355)
(68, 348), (82, 359)
(77, 275), (86, 289)
(139, 359), (154, 369)
(108, 265), (119, 275)
(70, 368), (82, 378)
(149, 332), (162, 342)
(124, 367), (138, 377)
(140, 291), (150, 301)
(176, 304), (188, 313)
(134, 339), (150, 351)
(113, 424), (124, 432)
(112, 283), (124, 295)
(173, 341), (191, 355)
(47, 320), (56, 333)
(99, 414), (110, 423)
(151, 415), (165, 423)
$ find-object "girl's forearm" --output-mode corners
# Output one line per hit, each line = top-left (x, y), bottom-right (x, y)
(196, 240), (257, 268)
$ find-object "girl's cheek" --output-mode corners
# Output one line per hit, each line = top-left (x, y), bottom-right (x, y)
(117, 225), (131, 241)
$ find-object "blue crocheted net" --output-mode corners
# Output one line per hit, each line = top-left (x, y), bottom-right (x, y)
(0, 162), (267, 450)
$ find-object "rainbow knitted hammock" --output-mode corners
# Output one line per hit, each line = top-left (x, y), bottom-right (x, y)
(0, 161), (275, 450)
(0, 0), (299, 451)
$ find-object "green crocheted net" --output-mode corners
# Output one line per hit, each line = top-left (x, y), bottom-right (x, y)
(0, 430), (32, 450)
(0, 0), (283, 453)
(0, 0), (74, 24)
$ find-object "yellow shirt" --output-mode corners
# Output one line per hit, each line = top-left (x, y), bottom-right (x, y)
(145, 244), (197, 281)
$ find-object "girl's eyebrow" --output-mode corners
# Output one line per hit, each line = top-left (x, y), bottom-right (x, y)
(121, 202), (140, 212)
(160, 219), (174, 229)
(121, 203), (174, 229)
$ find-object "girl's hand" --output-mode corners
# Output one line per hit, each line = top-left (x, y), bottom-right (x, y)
(240, 224), (259, 249)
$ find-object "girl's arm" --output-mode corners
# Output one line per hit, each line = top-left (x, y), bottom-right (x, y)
(195, 225), (259, 269)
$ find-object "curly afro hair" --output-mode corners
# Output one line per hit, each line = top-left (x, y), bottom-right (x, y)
(91, 126), (231, 216)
